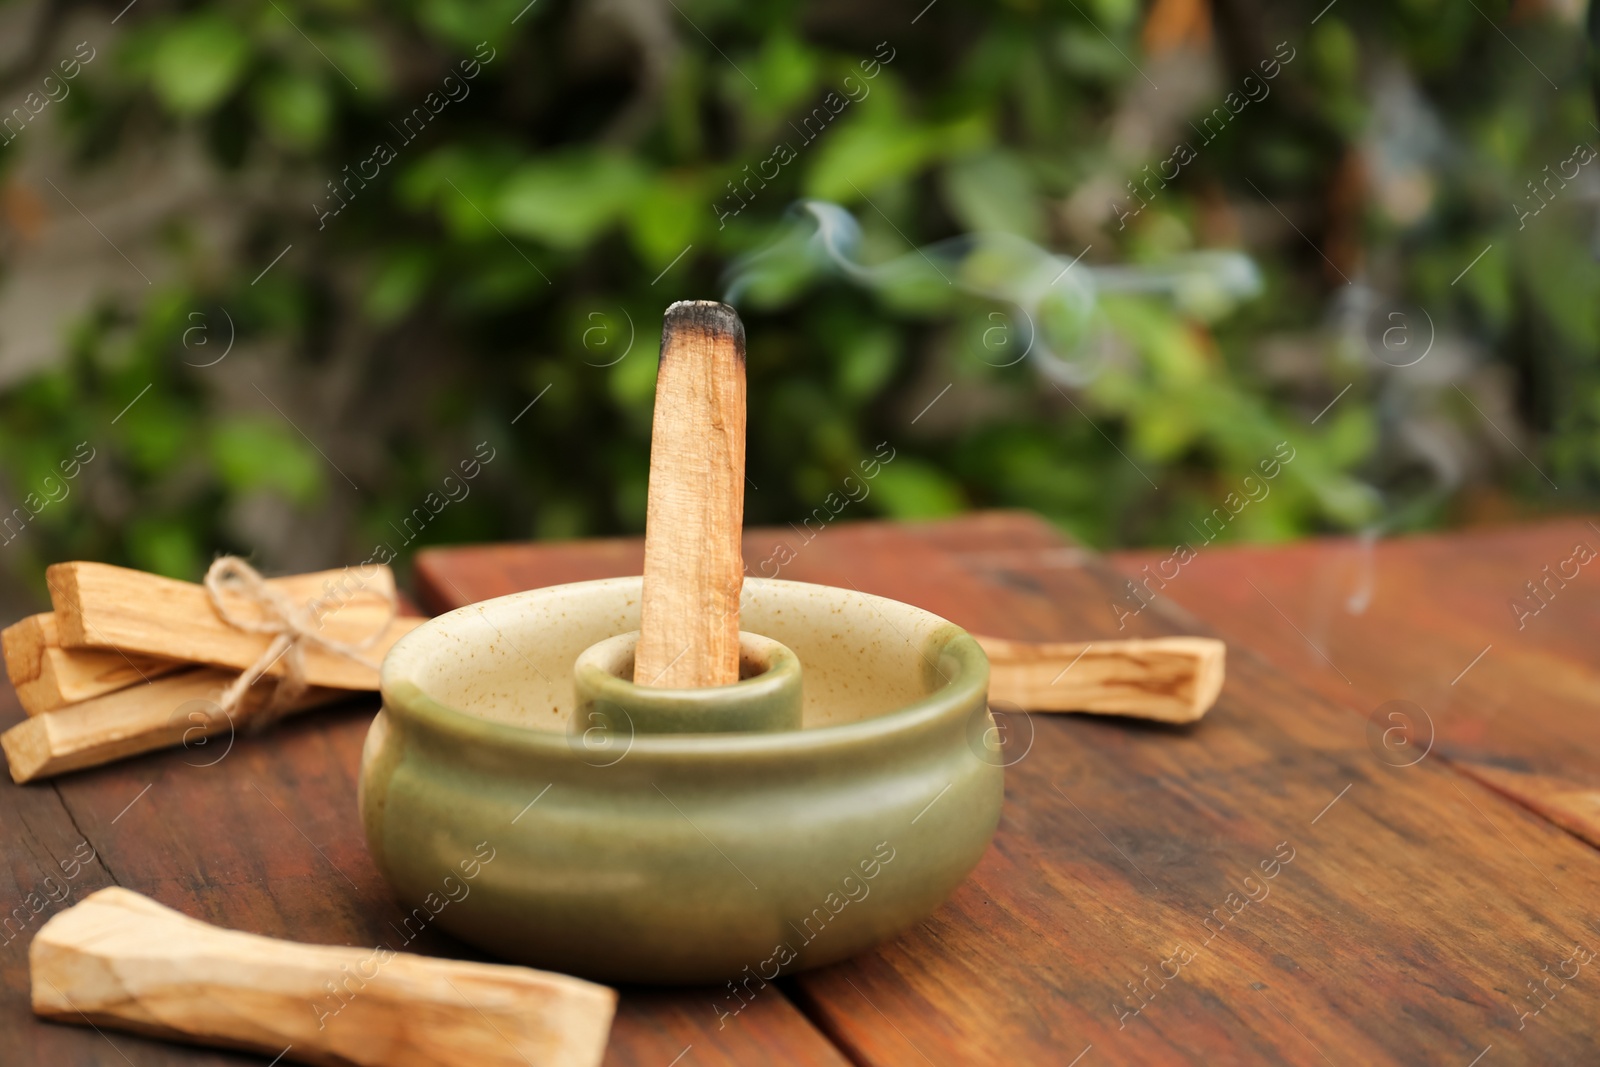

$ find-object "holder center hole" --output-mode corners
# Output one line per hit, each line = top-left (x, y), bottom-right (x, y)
(603, 647), (773, 683)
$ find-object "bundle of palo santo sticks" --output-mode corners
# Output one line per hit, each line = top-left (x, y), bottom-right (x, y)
(1, 561), (421, 783)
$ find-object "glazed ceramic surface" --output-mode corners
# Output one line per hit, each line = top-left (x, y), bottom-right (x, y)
(573, 629), (803, 734)
(361, 576), (1001, 984)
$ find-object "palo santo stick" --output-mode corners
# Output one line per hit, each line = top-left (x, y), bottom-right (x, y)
(3, 613), (183, 716)
(32, 887), (616, 1067)
(2, 668), (350, 783)
(977, 635), (1226, 724)
(2, 612), (56, 684)
(635, 300), (747, 688)
(47, 563), (415, 691)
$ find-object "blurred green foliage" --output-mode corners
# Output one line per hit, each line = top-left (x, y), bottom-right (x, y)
(0, 0), (1594, 589)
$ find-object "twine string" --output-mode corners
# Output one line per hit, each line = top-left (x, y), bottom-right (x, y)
(202, 556), (396, 728)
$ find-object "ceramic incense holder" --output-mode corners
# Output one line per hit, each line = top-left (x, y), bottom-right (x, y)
(359, 574), (1002, 985)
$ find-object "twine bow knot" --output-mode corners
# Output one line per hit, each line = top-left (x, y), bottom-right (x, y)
(203, 556), (397, 727)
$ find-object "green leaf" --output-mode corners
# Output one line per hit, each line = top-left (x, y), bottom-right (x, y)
(1086, 0), (1141, 32)
(869, 459), (965, 518)
(253, 71), (331, 149)
(608, 330), (660, 413)
(148, 16), (251, 115)
(498, 153), (647, 248)
(807, 111), (986, 200)
(626, 177), (706, 265)
(1054, 28), (1133, 84)
(941, 151), (1043, 239)
(322, 29), (392, 95)
(1128, 394), (1201, 461)
(126, 518), (202, 580)
(365, 249), (433, 324)
(535, 498), (587, 541)
(1322, 403), (1377, 467)
(1311, 19), (1360, 87)
(747, 32), (821, 119)
(836, 326), (898, 401)
(806, 120), (933, 201)
(1518, 226), (1600, 349)
(210, 419), (324, 505)
(418, 0), (527, 50)
(118, 396), (191, 473)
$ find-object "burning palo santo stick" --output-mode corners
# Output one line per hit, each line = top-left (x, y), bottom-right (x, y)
(635, 300), (748, 688)
(31, 887), (616, 1067)
(977, 635), (1225, 723)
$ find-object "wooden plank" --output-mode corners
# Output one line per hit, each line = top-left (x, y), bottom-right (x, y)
(413, 536), (645, 612)
(47, 563), (420, 691)
(416, 514), (1600, 1065)
(1109, 516), (1600, 846)
(810, 517), (1600, 1065)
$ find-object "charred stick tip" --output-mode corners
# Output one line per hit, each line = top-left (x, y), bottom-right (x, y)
(661, 300), (745, 363)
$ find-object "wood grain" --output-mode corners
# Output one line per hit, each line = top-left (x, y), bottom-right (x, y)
(1, 612), (49, 683)
(8, 514), (1591, 1065)
(32, 886), (617, 1067)
(977, 634), (1224, 722)
(1110, 516), (1600, 847)
(635, 300), (747, 688)
(47, 563), (421, 691)
(799, 516), (1600, 1066)
(416, 513), (1600, 1066)
(0, 682), (129, 1067)
(3, 613), (183, 715)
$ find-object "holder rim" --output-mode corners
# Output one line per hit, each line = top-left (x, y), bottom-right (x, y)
(379, 576), (988, 764)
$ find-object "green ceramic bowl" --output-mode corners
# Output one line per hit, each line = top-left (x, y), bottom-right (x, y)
(360, 575), (1001, 985)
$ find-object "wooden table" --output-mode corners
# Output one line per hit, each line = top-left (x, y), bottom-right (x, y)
(1109, 516), (1600, 849)
(3, 512), (1598, 1065)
